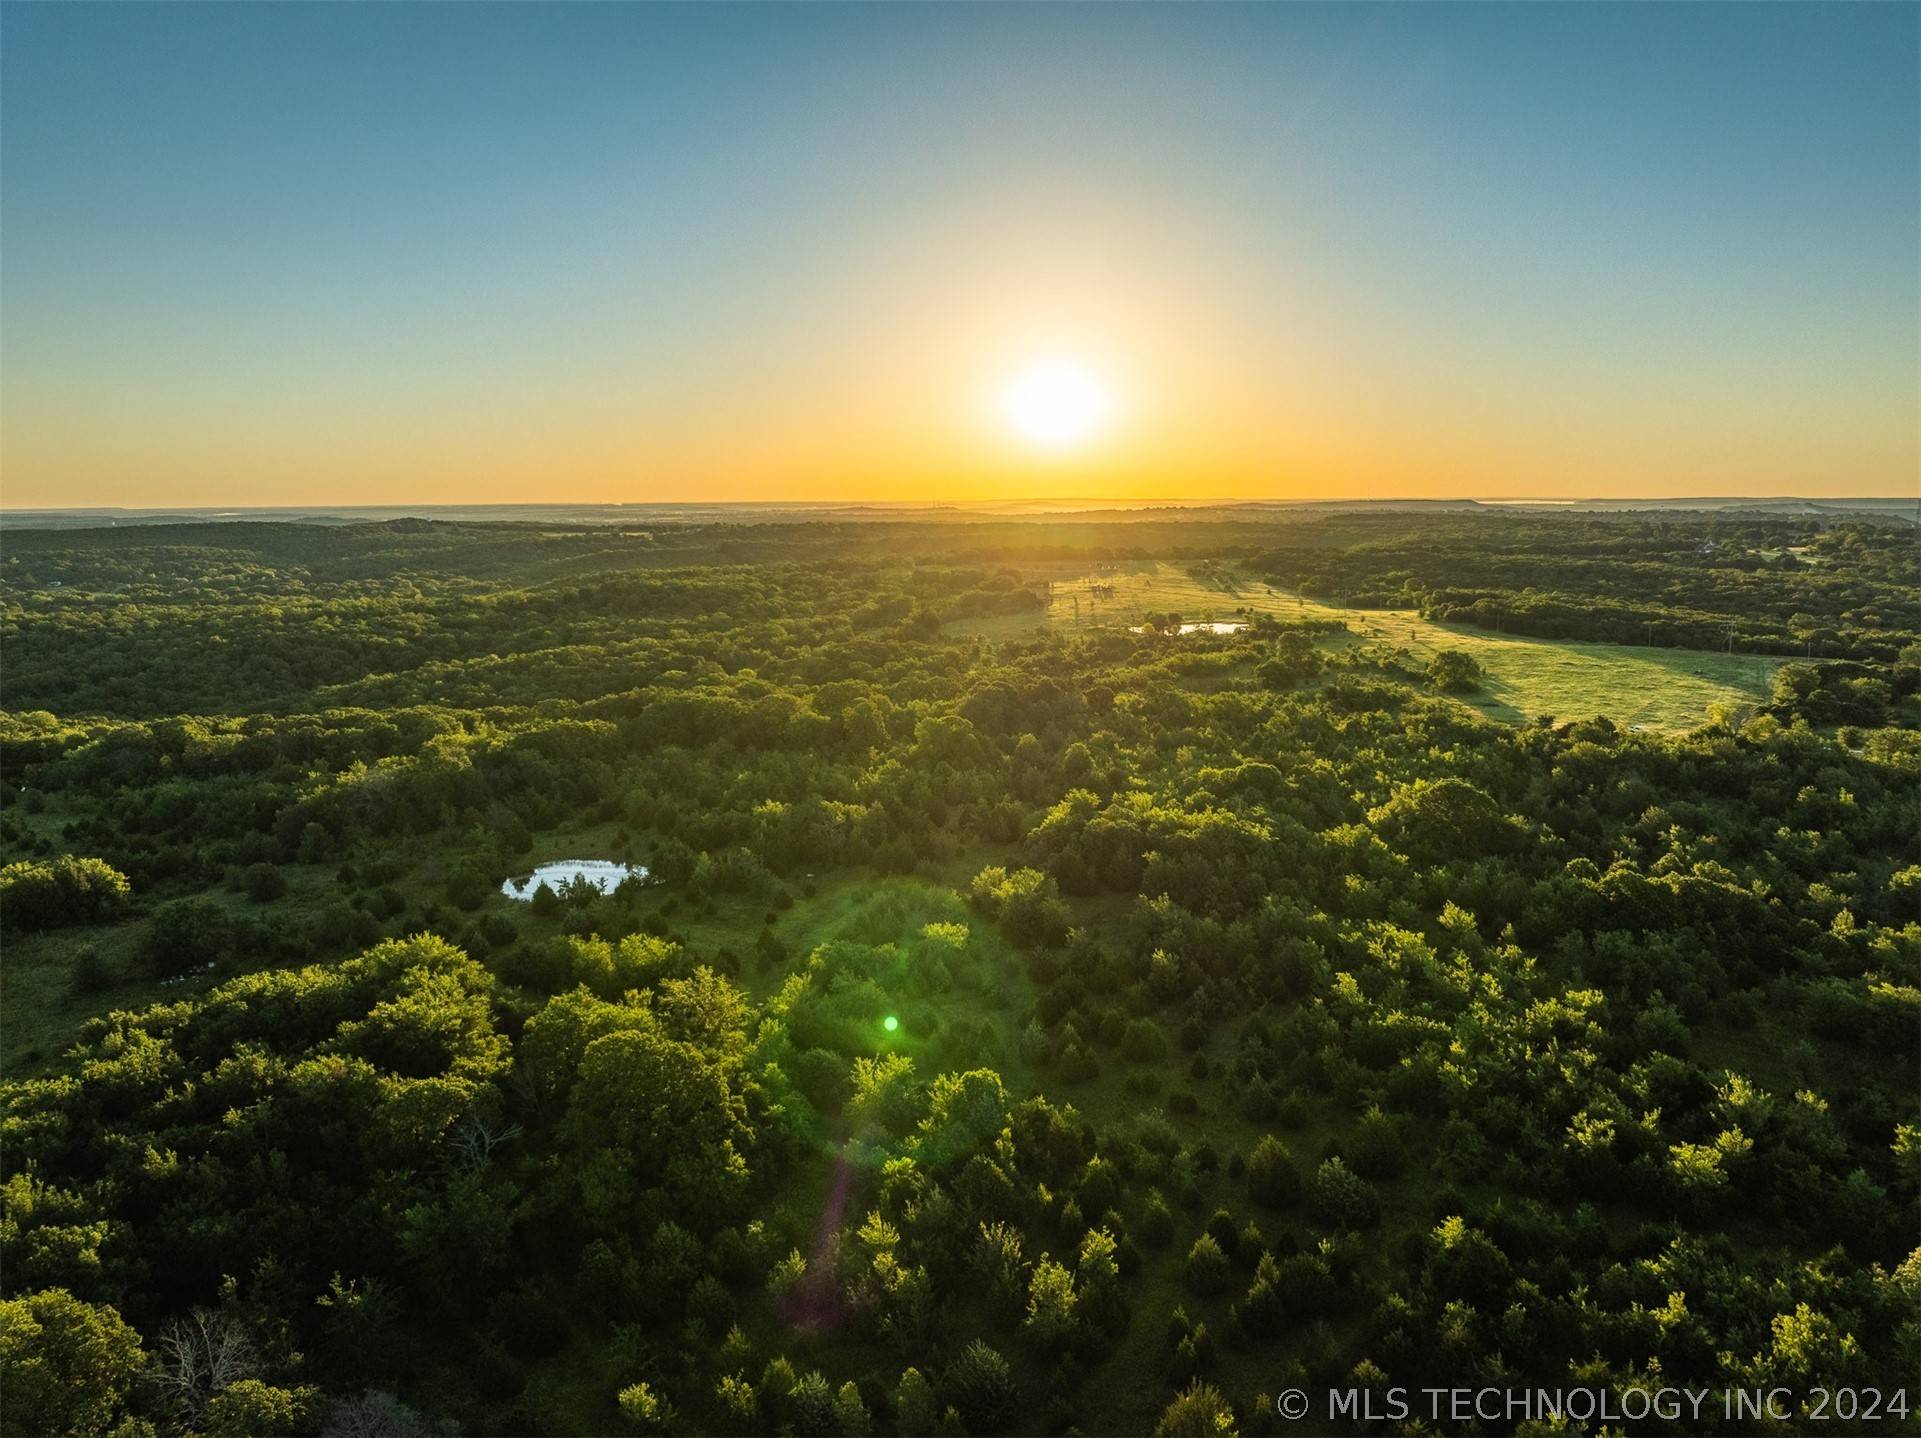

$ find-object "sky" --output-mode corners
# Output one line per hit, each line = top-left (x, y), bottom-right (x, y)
(2, 3), (1916, 508)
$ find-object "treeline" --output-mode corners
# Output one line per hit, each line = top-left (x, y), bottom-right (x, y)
(1252, 512), (1920, 663)
(0, 544), (1048, 717)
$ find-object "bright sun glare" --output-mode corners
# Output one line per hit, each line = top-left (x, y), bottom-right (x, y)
(1001, 359), (1113, 452)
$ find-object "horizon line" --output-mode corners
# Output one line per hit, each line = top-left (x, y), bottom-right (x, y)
(5, 493), (1919, 515)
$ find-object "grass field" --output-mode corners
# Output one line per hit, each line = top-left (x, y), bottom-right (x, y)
(958, 561), (1781, 733)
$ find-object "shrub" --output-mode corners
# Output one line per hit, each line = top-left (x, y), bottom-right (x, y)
(967, 866), (1070, 948)
(1369, 779), (1516, 864)
(1156, 1382), (1238, 1438)
(1024, 1257), (1079, 1350)
(204, 1379), (321, 1438)
(1427, 650), (1484, 692)
(761, 1357), (798, 1412)
(1173, 1320), (1215, 1378)
(617, 1380), (672, 1433)
(945, 1340), (1015, 1433)
(1345, 1107), (1404, 1179)
(141, 898), (234, 978)
(0, 1288), (146, 1435)
(1179, 1014), (1208, 1052)
(792, 1048), (851, 1113)
(1139, 1190), (1175, 1247)
(1426, 1215), (1512, 1306)
(1239, 1253), (1287, 1338)
(1137, 1115), (1181, 1155)
(493, 939), (571, 992)
(715, 1375), (760, 1433)
(894, 1369), (936, 1436)
(316, 898), (377, 951)
(1309, 1157), (1379, 1228)
(1185, 1234), (1229, 1294)
(688, 1274), (733, 1331)
(0, 855), (131, 933)
(787, 1372), (835, 1437)
(68, 944), (114, 996)
(1275, 1252), (1336, 1316)
(1050, 1025), (1098, 1080)
(444, 864), (490, 910)
(242, 863), (288, 903)
(1241, 1078), (1277, 1122)
(1203, 1209), (1238, 1257)
(832, 1381), (869, 1438)
(768, 1249), (808, 1303)
(1246, 1136), (1300, 1208)
(1122, 1018), (1169, 1063)
(974, 1221), (1027, 1315)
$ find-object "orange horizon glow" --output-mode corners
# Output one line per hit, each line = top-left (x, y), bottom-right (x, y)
(6, 231), (1913, 508)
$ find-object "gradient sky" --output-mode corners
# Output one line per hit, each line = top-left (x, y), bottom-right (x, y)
(3, 3), (1916, 507)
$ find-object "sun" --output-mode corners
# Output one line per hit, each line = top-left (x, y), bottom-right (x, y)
(1001, 358), (1113, 452)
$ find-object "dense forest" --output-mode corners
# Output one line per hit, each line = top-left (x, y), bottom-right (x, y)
(1248, 512), (1920, 664)
(2, 509), (1916, 1436)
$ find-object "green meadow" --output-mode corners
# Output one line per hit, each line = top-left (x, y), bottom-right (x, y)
(958, 561), (1781, 733)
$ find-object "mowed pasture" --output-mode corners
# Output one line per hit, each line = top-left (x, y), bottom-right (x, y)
(958, 561), (1782, 733)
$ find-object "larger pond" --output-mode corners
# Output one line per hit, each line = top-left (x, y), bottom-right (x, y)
(500, 859), (646, 901)
(1131, 621), (1248, 635)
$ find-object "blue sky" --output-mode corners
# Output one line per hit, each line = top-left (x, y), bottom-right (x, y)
(3, 3), (1915, 504)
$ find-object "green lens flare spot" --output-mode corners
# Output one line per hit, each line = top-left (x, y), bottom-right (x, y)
(882, 1015), (900, 1033)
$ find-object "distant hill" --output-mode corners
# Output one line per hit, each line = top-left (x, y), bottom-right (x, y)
(2, 494), (1915, 530)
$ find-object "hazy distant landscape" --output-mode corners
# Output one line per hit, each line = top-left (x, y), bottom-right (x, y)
(5, 496), (1916, 530)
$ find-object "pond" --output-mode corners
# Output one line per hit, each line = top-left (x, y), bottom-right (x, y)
(1131, 621), (1248, 635)
(500, 859), (646, 901)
